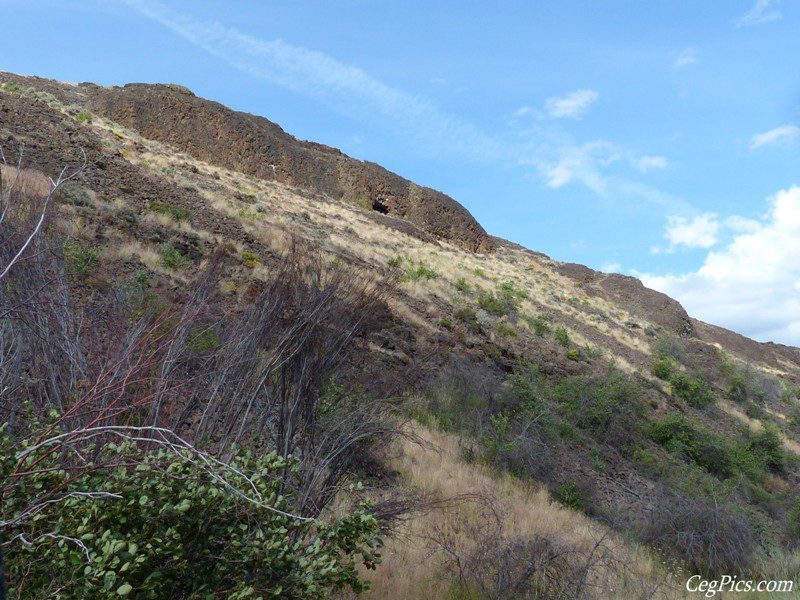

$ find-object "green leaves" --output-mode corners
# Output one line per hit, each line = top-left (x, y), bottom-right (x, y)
(2, 426), (381, 599)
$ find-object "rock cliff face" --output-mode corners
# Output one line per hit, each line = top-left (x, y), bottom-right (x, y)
(76, 83), (493, 253)
(556, 262), (694, 336)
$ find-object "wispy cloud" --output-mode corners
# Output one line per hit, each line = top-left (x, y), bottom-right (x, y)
(544, 89), (599, 119)
(673, 47), (699, 68)
(734, 0), (782, 27)
(126, 0), (689, 216)
(631, 155), (669, 173)
(749, 124), (800, 150)
(124, 0), (502, 162)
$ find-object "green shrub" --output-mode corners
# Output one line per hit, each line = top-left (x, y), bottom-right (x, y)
(521, 313), (551, 336)
(65, 243), (100, 275)
(149, 200), (194, 223)
(454, 307), (478, 326)
(387, 256), (403, 268)
(186, 328), (220, 353)
(454, 277), (470, 293)
(647, 416), (766, 480)
(0, 81), (23, 93)
(554, 481), (584, 511)
(241, 251), (260, 268)
(497, 281), (527, 305)
(495, 322), (518, 338)
(159, 243), (191, 270)
(554, 326), (570, 348)
(651, 356), (676, 380)
(669, 372), (715, 408)
(788, 502), (800, 545)
(748, 427), (785, 472)
(401, 261), (437, 282)
(234, 190), (257, 203)
(789, 408), (800, 433)
(477, 282), (526, 316)
(1, 424), (381, 598)
(565, 348), (581, 361)
(59, 181), (93, 207)
(75, 110), (93, 123)
(555, 373), (644, 438)
(355, 197), (372, 211)
(652, 334), (685, 362)
(115, 205), (138, 225)
(477, 290), (505, 315)
(648, 416), (731, 476)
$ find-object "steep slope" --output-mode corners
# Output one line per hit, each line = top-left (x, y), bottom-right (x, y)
(0, 73), (492, 253)
(3, 72), (800, 593)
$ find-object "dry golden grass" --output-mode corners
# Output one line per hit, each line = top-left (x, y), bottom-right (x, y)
(0, 165), (52, 199)
(356, 424), (684, 599)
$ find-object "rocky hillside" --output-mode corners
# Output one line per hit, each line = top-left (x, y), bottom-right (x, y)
(3, 71), (800, 595)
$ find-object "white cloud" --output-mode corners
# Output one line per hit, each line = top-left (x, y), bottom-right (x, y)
(724, 215), (761, 233)
(749, 124), (800, 150)
(631, 155), (669, 173)
(664, 213), (720, 249)
(673, 48), (699, 68)
(532, 140), (620, 193)
(124, 0), (502, 162)
(600, 262), (622, 273)
(544, 89), (599, 119)
(735, 0), (782, 27)
(641, 186), (800, 345)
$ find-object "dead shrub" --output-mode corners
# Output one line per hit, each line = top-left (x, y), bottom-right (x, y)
(426, 494), (668, 599)
(641, 493), (755, 576)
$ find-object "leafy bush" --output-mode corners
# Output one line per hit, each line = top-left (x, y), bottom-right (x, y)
(476, 282), (526, 316)
(149, 200), (194, 223)
(454, 307), (478, 326)
(555, 373), (645, 438)
(651, 356), (676, 380)
(651, 334), (685, 362)
(241, 251), (260, 268)
(401, 261), (437, 282)
(554, 326), (570, 348)
(1, 425), (381, 598)
(521, 313), (551, 336)
(748, 427), (785, 472)
(75, 110), (93, 123)
(788, 502), (800, 546)
(495, 322), (518, 337)
(477, 290), (505, 315)
(454, 277), (470, 293)
(669, 372), (715, 409)
(59, 181), (93, 207)
(0, 81), (23, 93)
(387, 256), (402, 268)
(565, 348), (581, 361)
(554, 481), (584, 511)
(159, 243), (191, 270)
(65, 243), (100, 275)
(647, 416), (767, 480)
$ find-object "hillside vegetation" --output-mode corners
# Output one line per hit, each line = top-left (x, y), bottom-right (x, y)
(2, 72), (800, 598)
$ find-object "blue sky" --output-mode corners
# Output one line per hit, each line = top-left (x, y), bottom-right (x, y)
(2, 1), (799, 344)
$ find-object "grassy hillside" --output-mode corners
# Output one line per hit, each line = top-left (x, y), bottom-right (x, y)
(2, 73), (800, 597)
